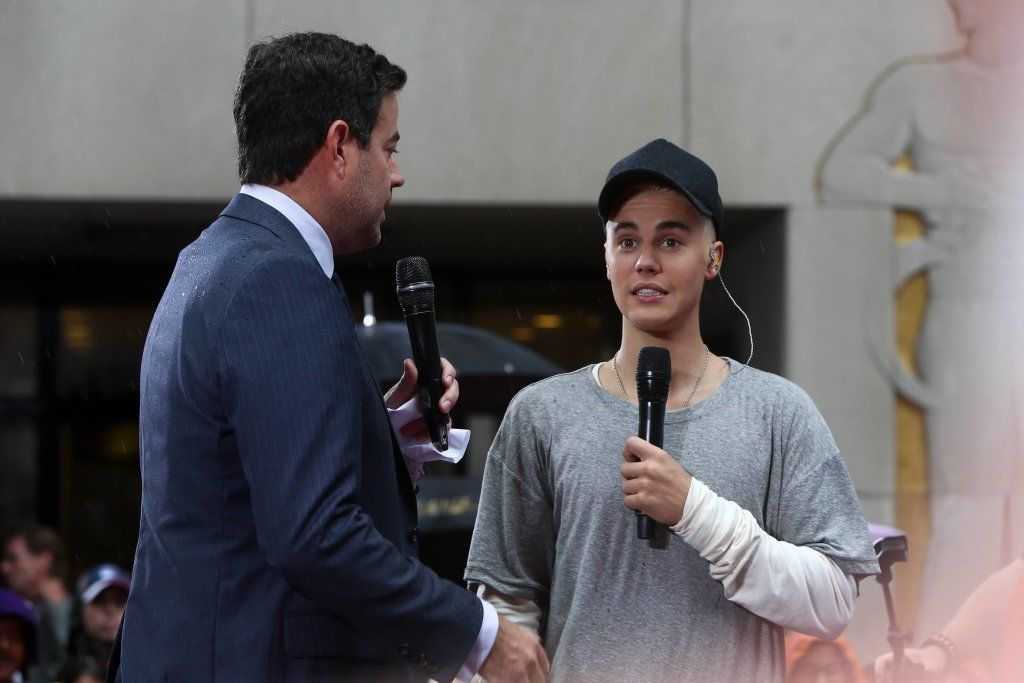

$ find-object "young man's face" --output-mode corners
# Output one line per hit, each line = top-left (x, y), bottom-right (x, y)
(604, 188), (717, 335)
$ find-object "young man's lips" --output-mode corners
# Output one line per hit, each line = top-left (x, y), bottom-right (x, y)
(632, 286), (668, 298)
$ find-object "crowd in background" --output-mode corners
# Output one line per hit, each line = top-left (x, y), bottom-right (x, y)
(0, 523), (879, 683)
(0, 524), (126, 683)
(12, 517), (1024, 683)
(10, 514), (1024, 683)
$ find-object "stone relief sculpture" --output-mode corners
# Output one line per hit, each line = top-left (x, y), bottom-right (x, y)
(817, 0), (1024, 638)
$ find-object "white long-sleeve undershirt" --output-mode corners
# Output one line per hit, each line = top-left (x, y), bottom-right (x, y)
(672, 477), (857, 640)
(474, 477), (857, 641)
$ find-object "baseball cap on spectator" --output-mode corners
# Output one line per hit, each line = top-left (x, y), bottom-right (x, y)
(77, 564), (130, 604)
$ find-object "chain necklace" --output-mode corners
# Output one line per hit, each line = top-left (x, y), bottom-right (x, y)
(611, 345), (710, 408)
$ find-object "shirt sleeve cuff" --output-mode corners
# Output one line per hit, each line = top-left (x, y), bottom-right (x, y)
(670, 477), (709, 537)
(457, 598), (499, 682)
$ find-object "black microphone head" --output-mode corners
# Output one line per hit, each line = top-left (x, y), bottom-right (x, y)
(636, 346), (671, 402)
(395, 256), (434, 311)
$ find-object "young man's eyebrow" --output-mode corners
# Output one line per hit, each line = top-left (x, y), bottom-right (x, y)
(655, 220), (693, 231)
(388, 131), (400, 144)
(610, 220), (693, 233)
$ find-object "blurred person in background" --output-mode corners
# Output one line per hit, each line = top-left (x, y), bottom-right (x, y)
(785, 632), (866, 683)
(67, 566), (128, 672)
(0, 588), (36, 683)
(1, 525), (71, 682)
(875, 556), (1024, 681)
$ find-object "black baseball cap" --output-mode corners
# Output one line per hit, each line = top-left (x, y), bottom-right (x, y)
(598, 139), (724, 239)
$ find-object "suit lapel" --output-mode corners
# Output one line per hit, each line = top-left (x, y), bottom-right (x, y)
(334, 275), (418, 507)
(222, 194), (418, 509)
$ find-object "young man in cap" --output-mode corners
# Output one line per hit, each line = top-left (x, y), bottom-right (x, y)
(465, 140), (879, 681)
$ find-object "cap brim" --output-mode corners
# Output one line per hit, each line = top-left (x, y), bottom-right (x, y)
(598, 169), (714, 224)
(81, 578), (130, 604)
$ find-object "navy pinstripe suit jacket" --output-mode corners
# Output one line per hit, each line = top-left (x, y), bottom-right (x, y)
(111, 194), (482, 682)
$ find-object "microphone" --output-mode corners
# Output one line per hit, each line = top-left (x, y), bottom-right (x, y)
(635, 346), (671, 540)
(395, 257), (449, 451)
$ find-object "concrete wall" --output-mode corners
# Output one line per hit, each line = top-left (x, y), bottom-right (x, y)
(0, 0), (247, 199)
(0, 0), (685, 202)
(689, 0), (958, 206)
(0, 1), (961, 204)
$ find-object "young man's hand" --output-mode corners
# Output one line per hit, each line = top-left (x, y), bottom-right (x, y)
(478, 616), (550, 683)
(620, 436), (693, 526)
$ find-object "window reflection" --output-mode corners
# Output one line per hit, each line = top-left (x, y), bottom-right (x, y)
(0, 424), (37, 528)
(57, 307), (153, 399)
(0, 307), (38, 397)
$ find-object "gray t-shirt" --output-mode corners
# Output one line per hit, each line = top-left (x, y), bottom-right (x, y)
(465, 360), (878, 683)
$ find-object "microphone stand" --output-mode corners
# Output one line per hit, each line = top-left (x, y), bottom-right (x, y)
(875, 535), (912, 681)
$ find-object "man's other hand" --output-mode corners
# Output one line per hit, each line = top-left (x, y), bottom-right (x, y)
(620, 436), (693, 526)
(478, 616), (549, 683)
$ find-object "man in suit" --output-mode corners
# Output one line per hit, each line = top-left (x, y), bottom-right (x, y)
(110, 32), (548, 682)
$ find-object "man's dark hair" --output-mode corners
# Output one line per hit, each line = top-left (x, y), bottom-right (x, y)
(233, 32), (407, 185)
(8, 523), (67, 581)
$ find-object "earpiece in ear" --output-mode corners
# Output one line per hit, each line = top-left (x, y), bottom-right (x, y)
(709, 248), (719, 269)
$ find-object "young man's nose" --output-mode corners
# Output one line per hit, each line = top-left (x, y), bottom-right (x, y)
(634, 248), (661, 272)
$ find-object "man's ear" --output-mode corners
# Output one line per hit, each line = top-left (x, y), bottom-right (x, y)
(326, 119), (356, 178)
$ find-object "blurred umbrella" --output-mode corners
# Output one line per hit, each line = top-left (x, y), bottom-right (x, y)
(356, 321), (561, 382)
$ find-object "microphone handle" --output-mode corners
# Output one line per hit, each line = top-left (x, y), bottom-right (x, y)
(636, 399), (666, 539)
(404, 309), (449, 450)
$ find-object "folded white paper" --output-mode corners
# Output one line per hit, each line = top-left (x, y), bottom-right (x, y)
(387, 397), (470, 485)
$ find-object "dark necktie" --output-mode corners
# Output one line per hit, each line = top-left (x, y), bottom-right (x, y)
(331, 271), (354, 320)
